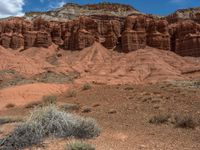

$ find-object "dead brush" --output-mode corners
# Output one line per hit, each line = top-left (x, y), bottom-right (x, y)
(0, 105), (100, 149)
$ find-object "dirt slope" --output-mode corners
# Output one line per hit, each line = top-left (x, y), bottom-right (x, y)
(1, 43), (200, 84)
(0, 83), (69, 110)
(67, 43), (200, 84)
(0, 46), (50, 76)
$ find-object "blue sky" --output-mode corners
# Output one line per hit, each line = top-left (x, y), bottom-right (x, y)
(0, 0), (200, 18)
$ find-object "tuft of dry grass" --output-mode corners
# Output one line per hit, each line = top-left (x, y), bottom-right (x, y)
(149, 114), (170, 124)
(82, 83), (92, 91)
(65, 89), (77, 98)
(60, 103), (80, 111)
(24, 101), (42, 109)
(66, 141), (95, 150)
(174, 115), (197, 129)
(42, 95), (57, 105)
(0, 116), (23, 125)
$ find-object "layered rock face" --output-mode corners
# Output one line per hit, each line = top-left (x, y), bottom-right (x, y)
(1, 3), (200, 57)
(170, 21), (200, 56)
(166, 7), (200, 24)
(146, 20), (170, 50)
(121, 16), (170, 52)
(121, 16), (146, 52)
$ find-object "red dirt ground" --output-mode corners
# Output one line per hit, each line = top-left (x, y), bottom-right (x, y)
(0, 43), (200, 149)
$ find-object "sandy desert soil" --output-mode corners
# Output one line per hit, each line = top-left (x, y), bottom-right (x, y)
(0, 43), (200, 150)
(0, 82), (200, 150)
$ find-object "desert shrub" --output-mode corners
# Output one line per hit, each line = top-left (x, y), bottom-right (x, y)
(0, 117), (23, 125)
(174, 115), (197, 129)
(82, 83), (92, 91)
(66, 141), (95, 150)
(60, 103), (80, 111)
(42, 95), (57, 105)
(149, 114), (170, 124)
(5, 104), (15, 109)
(193, 81), (200, 88)
(25, 95), (57, 109)
(66, 89), (77, 98)
(46, 55), (58, 65)
(24, 101), (42, 109)
(0, 105), (100, 149)
(33, 71), (80, 84)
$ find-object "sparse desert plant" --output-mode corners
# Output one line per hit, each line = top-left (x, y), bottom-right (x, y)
(60, 103), (80, 111)
(149, 114), (170, 124)
(174, 115), (197, 129)
(193, 80), (200, 88)
(0, 105), (100, 149)
(124, 86), (134, 90)
(66, 141), (95, 150)
(24, 101), (42, 109)
(66, 89), (77, 98)
(82, 83), (92, 90)
(25, 95), (57, 109)
(0, 116), (23, 125)
(42, 95), (57, 105)
(5, 103), (15, 109)
(46, 55), (58, 65)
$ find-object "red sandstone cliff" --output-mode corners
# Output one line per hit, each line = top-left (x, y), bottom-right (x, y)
(0, 3), (200, 57)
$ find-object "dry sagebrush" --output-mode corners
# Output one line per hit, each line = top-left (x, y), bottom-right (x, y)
(0, 105), (100, 149)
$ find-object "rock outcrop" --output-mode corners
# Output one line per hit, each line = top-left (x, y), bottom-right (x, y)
(169, 21), (200, 56)
(0, 3), (200, 57)
(166, 7), (200, 23)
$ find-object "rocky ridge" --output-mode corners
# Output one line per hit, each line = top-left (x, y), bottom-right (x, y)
(0, 3), (200, 57)
(166, 7), (200, 23)
(25, 3), (140, 21)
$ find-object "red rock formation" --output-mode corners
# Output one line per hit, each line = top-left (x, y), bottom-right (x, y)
(170, 21), (200, 56)
(121, 32), (146, 52)
(24, 31), (37, 49)
(146, 20), (170, 50)
(73, 29), (95, 50)
(0, 14), (200, 57)
(0, 33), (11, 48)
(51, 24), (63, 45)
(176, 34), (200, 56)
(121, 16), (146, 52)
(11, 34), (24, 49)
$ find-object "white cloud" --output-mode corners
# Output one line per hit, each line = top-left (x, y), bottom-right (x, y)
(170, 0), (187, 4)
(0, 0), (25, 18)
(48, 0), (66, 9)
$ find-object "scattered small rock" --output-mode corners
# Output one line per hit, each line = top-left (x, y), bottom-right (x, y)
(108, 109), (117, 114)
(139, 144), (147, 149)
(57, 53), (62, 57)
(92, 103), (100, 107)
(153, 105), (160, 109)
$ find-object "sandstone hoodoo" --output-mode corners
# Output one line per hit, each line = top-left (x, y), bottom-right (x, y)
(0, 3), (200, 57)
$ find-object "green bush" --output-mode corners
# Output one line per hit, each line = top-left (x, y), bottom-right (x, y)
(66, 141), (95, 150)
(0, 105), (100, 149)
